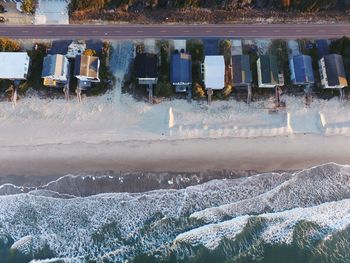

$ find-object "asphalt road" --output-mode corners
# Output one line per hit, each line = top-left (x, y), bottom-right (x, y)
(0, 24), (349, 39)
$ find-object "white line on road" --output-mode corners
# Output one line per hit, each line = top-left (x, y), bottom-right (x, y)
(228, 30), (235, 33)
(205, 30), (212, 33)
(46, 31), (52, 33)
(183, 30), (190, 33)
(273, 30), (280, 33)
(22, 31), (29, 33)
(92, 30), (98, 33)
(68, 31), (75, 33)
(251, 30), (257, 33)
(160, 30), (167, 33)
(295, 30), (302, 33)
(137, 30), (144, 33)
(114, 30), (121, 33)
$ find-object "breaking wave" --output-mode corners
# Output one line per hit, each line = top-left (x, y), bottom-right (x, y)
(1, 163), (350, 262)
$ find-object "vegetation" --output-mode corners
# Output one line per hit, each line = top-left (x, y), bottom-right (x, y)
(193, 83), (206, 98)
(69, 0), (346, 12)
(0, 38), (21, 52)
(21, 0), (36, 14)
(83, 49), (97, 56)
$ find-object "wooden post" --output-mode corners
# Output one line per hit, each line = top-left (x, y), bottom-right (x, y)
(207, 88), (213, 105)
(247, 84), (252, 104)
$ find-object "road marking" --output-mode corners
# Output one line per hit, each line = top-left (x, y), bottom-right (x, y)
(68, 30), (75, 33)
(114, 30), (121, 33)
(46, 31), (52, 33)
(295, 29), (302, 33)
(22, 30), (29, 33)
(92, 30), (98, 33)
(137, 30), (144, 33)
(273, 30), (280, 33)
(183, 30), (190, 33)
(228, 30), (235, 33)
(318, 29), (326, 33)
(251, 30), (257, 33)
(205, 30), (212, 33)
(160, 30), (167, 33)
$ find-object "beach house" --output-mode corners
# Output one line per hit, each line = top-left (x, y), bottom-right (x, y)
(170, 52), (192, 93)
(319, 54), (347, 89)
(135, 53), (158, 85)
(74, 55), (100, 89)
(289, 54), (315, 86)
(0, 52), (30, 80)
(257, 55), (279, 88)
(231, 55), (252, 87)
(202, 55), (225, 90)
(42, 54), (69, 87)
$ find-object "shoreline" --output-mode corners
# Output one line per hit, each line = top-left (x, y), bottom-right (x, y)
(0, 134), (349, 177)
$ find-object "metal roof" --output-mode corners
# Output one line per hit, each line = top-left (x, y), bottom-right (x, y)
(204, 55), (225, 90)
(290, 55), (315, 84)
(170, 52), (192, 84)
(0, 52), (30, 80)
(42, 54), (66, 78)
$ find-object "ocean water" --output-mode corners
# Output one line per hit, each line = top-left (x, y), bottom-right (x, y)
(0, 163), (350, 262)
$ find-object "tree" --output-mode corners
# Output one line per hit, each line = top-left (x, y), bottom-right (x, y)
(21, 0), (35, 14)
(194, 83), (205, 98)
(0, 38), (21, 52)
(83, 49), (97, 56)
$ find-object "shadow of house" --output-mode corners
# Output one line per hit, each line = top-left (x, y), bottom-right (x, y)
(316, 40), (330, 60)
(48, 40), (72, 55)
(203, 39), (220, 56)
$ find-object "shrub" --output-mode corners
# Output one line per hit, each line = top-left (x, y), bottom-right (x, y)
(83, 49), (97, 56)
(222, 84), (233, 97)
(194, 83), (205, 98)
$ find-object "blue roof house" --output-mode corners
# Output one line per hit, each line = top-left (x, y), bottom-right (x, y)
(170, 52), (192, 92)
(289, 55), (315, 86)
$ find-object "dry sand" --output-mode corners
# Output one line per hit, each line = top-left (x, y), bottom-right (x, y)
(0, 134), (349, 176)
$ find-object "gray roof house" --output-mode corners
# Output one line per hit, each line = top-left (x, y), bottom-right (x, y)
(231, 55), (252, 87)
(42, 54), (69, 87)
(319, 54), (347, 89)
(257, 55), (279, 88)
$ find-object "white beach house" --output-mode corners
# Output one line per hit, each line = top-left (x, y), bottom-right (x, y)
(0, 52), (30, 80)
(202, 55), (225, 90)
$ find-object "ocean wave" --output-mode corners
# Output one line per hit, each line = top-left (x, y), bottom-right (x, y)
(1, 163), (350, 262)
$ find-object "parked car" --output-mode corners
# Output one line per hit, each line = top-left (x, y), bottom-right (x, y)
(0, 16), (5, 23)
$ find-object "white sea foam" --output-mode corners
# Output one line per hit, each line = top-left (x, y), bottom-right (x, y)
(0, 163), (349, 261)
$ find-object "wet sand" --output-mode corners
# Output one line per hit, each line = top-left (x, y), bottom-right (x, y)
(0, 134), (349, 177)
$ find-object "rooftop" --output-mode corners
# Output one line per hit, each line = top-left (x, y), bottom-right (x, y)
(290, 55), (315, 84)
(74, 55), (100, 80)
(323, 54), (347, 87)
(0, 52), (30, 80)
(232, 55), (252, 85)
(259, 55), (279, 85)
(42, 54), (67, 78)
(170, 52), (192, 85)
(204, 55), (225, 90)
(135, 53), (158, 79)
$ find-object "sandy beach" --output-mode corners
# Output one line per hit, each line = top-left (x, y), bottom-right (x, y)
(0, 134), (349, 176)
